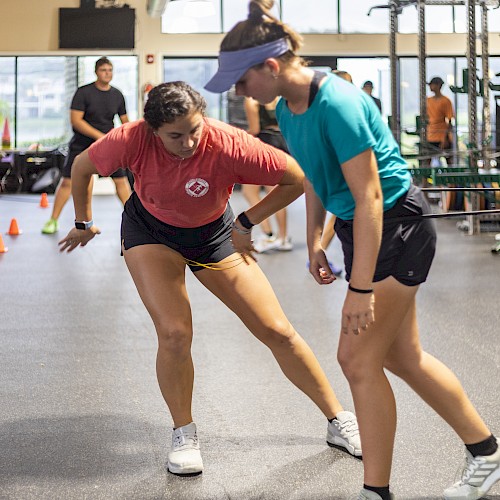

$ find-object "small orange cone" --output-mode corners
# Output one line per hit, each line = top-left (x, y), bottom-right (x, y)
(0, 233), (8, 253)
(7, 218), (22, 235)
(40, 192), (49, 208)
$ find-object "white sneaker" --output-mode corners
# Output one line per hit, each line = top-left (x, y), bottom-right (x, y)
(254, 234), (282, 253)
(358, 488), (396, 500)
(277, 236), (293, 251)
(444, 441), (500, 499)
(167, 422), (203, 476)
(327, 410), (362, 457)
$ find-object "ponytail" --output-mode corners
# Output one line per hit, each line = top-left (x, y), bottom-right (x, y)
(221, 0), (303, 57)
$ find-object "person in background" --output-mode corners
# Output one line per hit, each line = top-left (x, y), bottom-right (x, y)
(58, 81), (361, 477)
(206, 1), (499, 499)
(226, 86), (248, 130)
(426, 76), (454, 166)
(243, 96), (292, 252)
(333, 69), (353, 83)
(42, 57), (131, 234)
(362, 80), (382, 113)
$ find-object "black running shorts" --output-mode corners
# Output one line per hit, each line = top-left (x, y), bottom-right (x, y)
(334, 184), (437, 286)
(121, 192), (236, 272)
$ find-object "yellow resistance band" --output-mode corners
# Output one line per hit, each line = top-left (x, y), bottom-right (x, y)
(183, 255), (245, 271)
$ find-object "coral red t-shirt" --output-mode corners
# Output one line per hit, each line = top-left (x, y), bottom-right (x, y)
(88, 118), (287, 227)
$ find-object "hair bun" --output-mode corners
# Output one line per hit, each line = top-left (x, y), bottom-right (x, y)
(248, 4), (263, 22)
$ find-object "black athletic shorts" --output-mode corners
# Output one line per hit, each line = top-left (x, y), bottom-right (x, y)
(121, 192), (236, 272)
(62, 146), (127, 179)
(334, 184), (437, 286)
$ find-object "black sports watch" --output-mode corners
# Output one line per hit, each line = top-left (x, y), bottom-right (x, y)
(74, 219), (93, 230)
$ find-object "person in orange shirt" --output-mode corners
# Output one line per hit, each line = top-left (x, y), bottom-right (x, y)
(426, 76), (455, 166)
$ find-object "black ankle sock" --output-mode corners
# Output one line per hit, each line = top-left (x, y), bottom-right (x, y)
(364, 485), (391, 500)
(328, 417), (336, 422)
(266, 231), (273, 237)
(466, 434), (498, 457)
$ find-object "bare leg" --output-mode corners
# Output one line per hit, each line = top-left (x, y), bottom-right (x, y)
(113, 176), (132, 206)
(339, 276), (492, 487)
(124, 244), (194, 428)
(274, 208), (287, 239)
(264, 185), (288, 240)
(50, 177), (72, 220)
(242, 184), (273, 235)
(321, 214), (336, 250)
(196, 256), (345, 418)
(338, 277), (420, 485)
(384, 299), (490, 444)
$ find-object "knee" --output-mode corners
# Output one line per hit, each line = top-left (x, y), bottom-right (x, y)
(156, 324), (192, 359)
(337, 348), (378, 386)
(259, 320), (297, 350)
(60, 177), (71, 189)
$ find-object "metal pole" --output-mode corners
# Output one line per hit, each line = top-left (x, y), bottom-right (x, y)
(390, 1), (400, 145)
(467, 0), (478, 157)
(481, 1), (491, 169)
(418, 0), (427, 157)
(467, 0), (480, 234)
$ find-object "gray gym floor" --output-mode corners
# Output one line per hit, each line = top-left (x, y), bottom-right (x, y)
(0, 191), (499, 500)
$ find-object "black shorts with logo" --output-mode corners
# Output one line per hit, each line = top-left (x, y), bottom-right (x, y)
(121, 192), (236, 272)
(334, 184), (437, 286)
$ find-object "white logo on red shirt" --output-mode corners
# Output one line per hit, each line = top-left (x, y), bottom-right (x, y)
(185, 178), (209, 197)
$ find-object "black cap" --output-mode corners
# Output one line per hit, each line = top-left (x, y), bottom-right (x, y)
(428, 76), (444, 86)
(362, 80), (373, 88)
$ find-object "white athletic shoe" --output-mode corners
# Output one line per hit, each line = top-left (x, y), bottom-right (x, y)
(327, 410), (362, 457)
(277, 236), (294, 251)
(357, 488), (396, 500)
(444, 441), (500, 499)
(167, 422), (203, 476)
(254, 234), (282, 253)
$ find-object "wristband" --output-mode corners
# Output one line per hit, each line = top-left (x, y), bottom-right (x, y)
(237, 211), (255, 230)
(348, 284), (374, 294)
(232, 221), (252, 235)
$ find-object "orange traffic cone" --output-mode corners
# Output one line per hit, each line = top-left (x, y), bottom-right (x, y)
(40, 192), (49, 208)
(2, 118), (11, 149)
(0, 233), (8, 253)
(7, 218), (22, 235)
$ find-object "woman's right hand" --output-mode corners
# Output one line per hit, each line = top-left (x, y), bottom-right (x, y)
(58, 226), (101, 253)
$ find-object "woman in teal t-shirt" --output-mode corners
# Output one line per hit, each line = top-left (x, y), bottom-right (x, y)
(205, 1), (499, 499)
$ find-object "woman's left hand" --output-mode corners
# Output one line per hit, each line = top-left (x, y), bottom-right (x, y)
(341, 290), (375, 335)
(231, 226), (257, 264)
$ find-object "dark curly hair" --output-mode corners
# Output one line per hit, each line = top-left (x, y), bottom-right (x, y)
(144, 82), (207, 129)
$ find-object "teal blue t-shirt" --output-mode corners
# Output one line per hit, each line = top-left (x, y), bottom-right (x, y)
(276, 73), (411, 220)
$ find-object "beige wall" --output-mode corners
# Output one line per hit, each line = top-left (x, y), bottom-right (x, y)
(2, 0), (500, 107)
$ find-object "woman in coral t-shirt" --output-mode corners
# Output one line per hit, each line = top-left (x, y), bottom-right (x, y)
(58, 81), (361, 477)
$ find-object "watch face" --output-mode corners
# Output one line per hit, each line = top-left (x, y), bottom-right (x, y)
(75, 222), (86, 230)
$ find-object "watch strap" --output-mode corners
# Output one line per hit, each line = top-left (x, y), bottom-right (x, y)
(75, 219), (93, 230)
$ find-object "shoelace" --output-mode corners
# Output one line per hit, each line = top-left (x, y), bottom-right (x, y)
(338, 418), (360, 437)
(173, 432), (198, 449)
